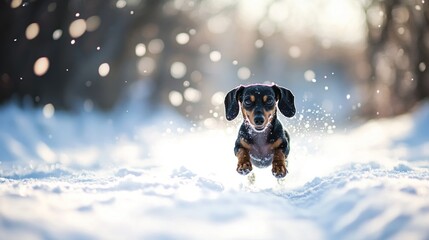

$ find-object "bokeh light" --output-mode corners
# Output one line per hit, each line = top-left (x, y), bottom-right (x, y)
(137, 57), (156, 76)
(10, 0), (22, 8)
(304, 70), (316, 82)
(288, 46), (302, 58)
(237, 67), (251, 80)
(207, 15), (230, 34)
(148, 39), (164, 54)
(135, 43), (146, 57)
(211, 92), (225, 106)
(116, 0), (127, 8)
(86, 16), (101, 32)
(52, 29), (63, 40)
(33, 57), (50, 76)
(170, 62), (187, 79)
(176, 33), (190, 45)
(42, 103), (55, 119)
(98, 63), (110, 77)
(209, 51), (222, 62)
(25, 23), (39, 40)
(169, 91), (183, 106)
(69, 19), (87, 38)
(184, 88), (201, 103)
(254, 39), (264, 48)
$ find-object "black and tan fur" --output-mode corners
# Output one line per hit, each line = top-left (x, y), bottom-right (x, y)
(224, 84), (295, 178)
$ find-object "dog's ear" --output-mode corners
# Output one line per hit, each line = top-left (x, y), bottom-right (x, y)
(272, 85), (296, 118)
(224, 85), (245, 121)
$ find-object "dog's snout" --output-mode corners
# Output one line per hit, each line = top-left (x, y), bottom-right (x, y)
(254, 115), (265, 126)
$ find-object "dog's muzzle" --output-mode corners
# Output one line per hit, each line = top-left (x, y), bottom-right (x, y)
(253, 114), (265, 130)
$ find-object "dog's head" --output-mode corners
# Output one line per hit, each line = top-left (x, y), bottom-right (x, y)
(224, 84), (295, 131)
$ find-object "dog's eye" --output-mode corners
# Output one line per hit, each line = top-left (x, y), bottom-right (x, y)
(243, 99), (252, 106)
(266, 98), (274, 105)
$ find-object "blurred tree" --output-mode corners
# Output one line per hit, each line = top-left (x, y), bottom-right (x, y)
(4, 0), (427, 123)
(364, 0), (429, 117)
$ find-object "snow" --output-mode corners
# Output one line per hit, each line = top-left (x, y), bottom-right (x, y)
(1, 100), (429, 240)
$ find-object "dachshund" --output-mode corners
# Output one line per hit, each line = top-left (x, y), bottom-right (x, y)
(224, 84), (296, 178)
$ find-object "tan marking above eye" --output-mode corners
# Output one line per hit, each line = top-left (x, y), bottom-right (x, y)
(250, 95), (255, 102)
(263, 95), (268, 102)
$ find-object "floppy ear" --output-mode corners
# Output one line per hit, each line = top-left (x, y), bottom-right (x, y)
(224, 86), (245, 121)
(272, 85), (296, 118)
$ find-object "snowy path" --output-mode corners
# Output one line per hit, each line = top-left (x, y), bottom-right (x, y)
(1, 103), (429, 240)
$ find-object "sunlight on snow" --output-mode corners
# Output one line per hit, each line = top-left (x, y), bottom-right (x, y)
(36, 142), (56, 163)
(145, 102), (421, 193)
(236, 0), (365, 44)
(69, 148), (99, 167)
(112, 144), (141, 163)
(148, 124), (334, 191)
(149, 130), (244, 189)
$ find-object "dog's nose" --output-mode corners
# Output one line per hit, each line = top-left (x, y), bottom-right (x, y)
(254, 115), (265, 126)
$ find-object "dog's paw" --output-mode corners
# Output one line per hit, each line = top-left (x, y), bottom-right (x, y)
(237, 162), (252, 175)
(272, 165), (288, 178)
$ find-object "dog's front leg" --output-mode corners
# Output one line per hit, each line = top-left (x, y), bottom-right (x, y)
(236, 148), (252, 175)
(272, 149), (288, 178)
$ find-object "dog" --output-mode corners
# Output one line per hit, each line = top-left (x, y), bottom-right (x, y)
(224, 84), (296, 178)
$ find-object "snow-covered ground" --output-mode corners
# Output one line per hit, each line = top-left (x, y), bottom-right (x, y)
(1, 100), (429, 240)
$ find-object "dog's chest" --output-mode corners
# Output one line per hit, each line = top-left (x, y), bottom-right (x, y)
(248, 131), (273, 168)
